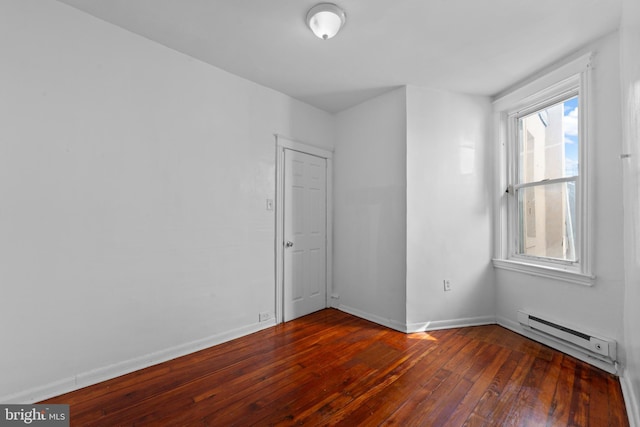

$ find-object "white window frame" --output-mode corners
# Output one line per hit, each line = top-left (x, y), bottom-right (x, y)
(493, 53), (595, 286)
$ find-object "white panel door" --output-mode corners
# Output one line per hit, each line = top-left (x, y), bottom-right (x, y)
(283, 149), (327, 321)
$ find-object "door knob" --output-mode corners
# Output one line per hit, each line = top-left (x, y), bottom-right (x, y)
(285, 241), (294, 248)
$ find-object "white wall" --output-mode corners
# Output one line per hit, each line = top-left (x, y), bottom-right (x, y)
(620, 0), (640, 422)
(0, 0), (333, 402)
(494, 33), (626, 367)
(333, 88), (407, 330)
(405, 87), (495, 331)
(333, 86), (494, 332)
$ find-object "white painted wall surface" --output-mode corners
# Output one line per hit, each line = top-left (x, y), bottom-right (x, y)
(0, 0), (333, 402)
(494, 33), (626, 361)
(620, 0), (640, 422)
(405, 87), (495, 331)
(333, 88), (407, 331)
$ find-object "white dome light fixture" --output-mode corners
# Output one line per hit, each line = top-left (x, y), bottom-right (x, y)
(306, 3), (346, 40)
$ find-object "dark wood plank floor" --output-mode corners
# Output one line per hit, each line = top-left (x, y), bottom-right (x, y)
(41, 309), (629, 426)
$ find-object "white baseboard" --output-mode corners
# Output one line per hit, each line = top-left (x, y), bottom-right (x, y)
(621, 375), (640, 427)
(0, 319), (276, 404)
(496, 316), (618, 375)
(337, 304), (408, 332)
(406, 315), (496, 333)
(336, 305), (496, 335)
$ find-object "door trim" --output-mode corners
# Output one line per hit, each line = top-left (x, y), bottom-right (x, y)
(275, 134), (333, 324)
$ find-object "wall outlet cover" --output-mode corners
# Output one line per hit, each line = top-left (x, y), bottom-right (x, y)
(259, 312), (272, 322)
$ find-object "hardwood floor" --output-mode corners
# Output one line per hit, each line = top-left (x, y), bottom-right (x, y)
(41, 309), (629, 426)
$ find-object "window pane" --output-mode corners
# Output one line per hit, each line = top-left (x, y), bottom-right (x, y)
(517, 181), (577, 261)
(518, 96), (579, 183)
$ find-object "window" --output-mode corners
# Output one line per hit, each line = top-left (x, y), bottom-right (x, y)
(514, 95), (578, 261)
(493, 54), (594, 285)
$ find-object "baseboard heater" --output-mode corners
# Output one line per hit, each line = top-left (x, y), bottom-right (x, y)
(517, 310), (616, 362)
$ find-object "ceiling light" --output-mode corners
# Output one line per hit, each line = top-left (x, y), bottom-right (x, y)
(306, 3), (346, 40)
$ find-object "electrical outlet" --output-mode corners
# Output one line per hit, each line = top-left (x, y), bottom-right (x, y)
(259, 312), (272, 322)
(330, 294), (340, 308)
(443, 279), (452, 292)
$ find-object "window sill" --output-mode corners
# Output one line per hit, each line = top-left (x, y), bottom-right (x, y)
(492, 258), (595, 286)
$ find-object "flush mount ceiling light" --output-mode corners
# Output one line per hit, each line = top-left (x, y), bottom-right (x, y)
(306, 3), (346, 40)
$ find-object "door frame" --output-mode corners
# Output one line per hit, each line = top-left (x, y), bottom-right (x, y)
(275, 134), (333, 324)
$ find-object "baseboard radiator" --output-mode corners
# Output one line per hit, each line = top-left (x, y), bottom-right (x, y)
(517, 310), (617, 363)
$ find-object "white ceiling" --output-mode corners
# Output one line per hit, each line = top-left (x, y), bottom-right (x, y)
(56, 0), (621, 113)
